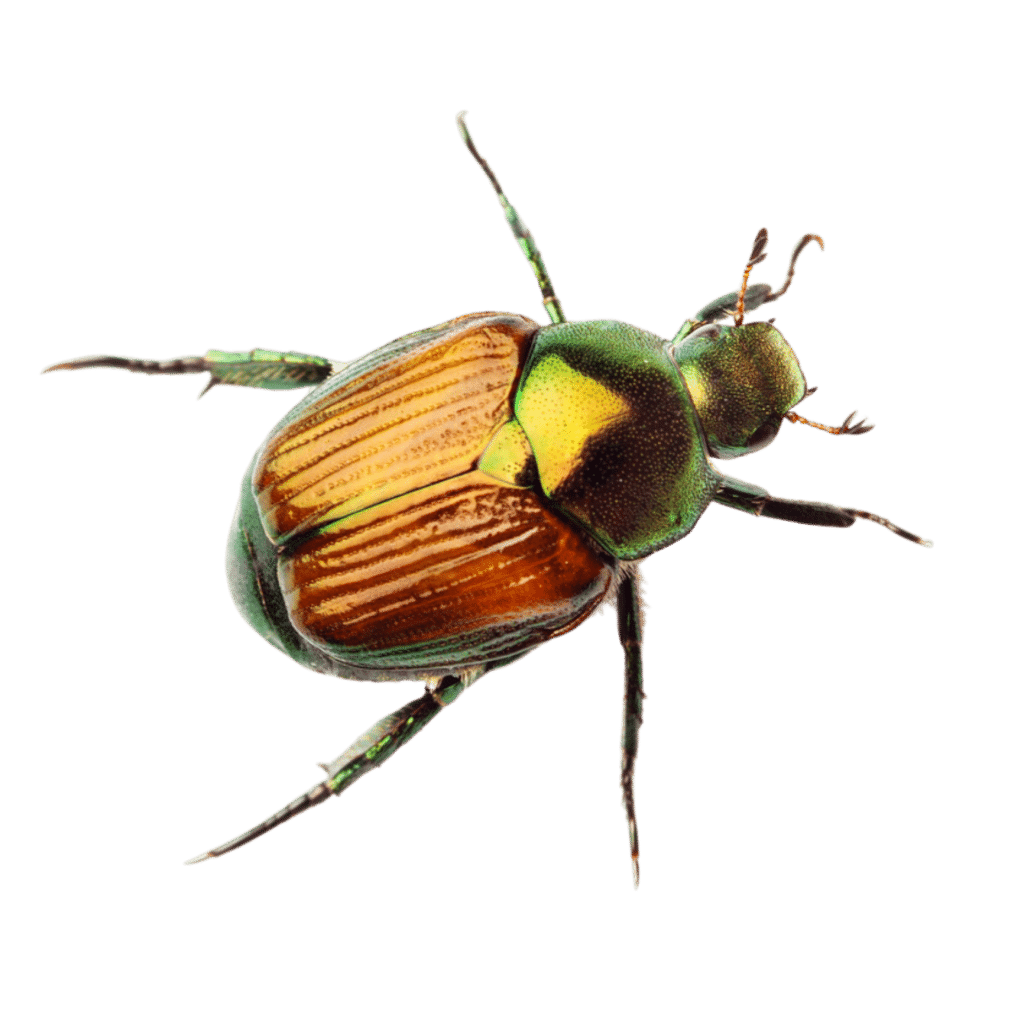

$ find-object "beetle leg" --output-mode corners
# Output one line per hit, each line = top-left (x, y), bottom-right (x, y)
(713, 475), (932, 546)
(617, 569), (645, 888)
(44, 348), (337, 396)
(457, 112), (566, 326)
(186, 674), (474, 863)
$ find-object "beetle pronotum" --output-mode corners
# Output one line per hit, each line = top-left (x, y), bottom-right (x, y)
(46, 114), (929, 885)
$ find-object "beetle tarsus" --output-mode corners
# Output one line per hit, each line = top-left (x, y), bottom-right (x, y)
(184, 851), (213, 865)
(839, 505), (937, 548)
(43, 354), (207, 376)
(715, 475), (930, 545)
(185, 781), (335, 864)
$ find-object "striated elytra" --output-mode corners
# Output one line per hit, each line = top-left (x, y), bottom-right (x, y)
(45, 115), (929, 886)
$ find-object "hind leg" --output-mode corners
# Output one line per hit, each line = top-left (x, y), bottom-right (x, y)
(187, 673), (478, 863)
(45, 347), (337, 395)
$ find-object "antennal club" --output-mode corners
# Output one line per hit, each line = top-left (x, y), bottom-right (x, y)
(733, 228), (769, 326)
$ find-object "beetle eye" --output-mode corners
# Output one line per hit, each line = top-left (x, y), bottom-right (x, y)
(687, 324), (722, 342)
(744, 417), (781, 453)
(701, 416), (782, 460)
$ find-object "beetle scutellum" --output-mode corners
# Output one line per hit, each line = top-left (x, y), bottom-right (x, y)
(45, 114), (929, 885)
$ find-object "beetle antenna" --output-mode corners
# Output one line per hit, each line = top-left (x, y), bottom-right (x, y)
(456, 112), (566, 326)
(687, 231), (822, 332)
(785, 409), (874, 435)
(733, 229), (769, 326)
(762, 234), (824, 304)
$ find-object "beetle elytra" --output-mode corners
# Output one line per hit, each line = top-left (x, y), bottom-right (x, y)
(45, 114), (929, 885)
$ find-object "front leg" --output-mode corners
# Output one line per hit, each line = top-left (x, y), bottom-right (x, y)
(44, 347), (337, 395)
(618, 569), (644, 887)
(714, 475), (931, 546)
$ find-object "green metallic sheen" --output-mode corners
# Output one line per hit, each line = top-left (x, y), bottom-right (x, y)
(330, 766), (359, 786)
(515, 320), (719, 560)
(477, 419), (539, 488)
(365, 734), (395, 761)
(226, 456), (337, 675)
(670, 322), (807, 459)
(205, 348), (335, 389)
(317, 675), (473, 794)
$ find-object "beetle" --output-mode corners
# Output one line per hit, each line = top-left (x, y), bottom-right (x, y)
(45, 114), (929, 885)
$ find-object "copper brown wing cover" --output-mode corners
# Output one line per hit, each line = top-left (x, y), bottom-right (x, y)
(252, 314), (615, 671)
(256, 313), (535, 543)
(280, 471), (614, 670)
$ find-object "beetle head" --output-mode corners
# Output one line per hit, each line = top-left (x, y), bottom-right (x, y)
(670, 321), (807, 458)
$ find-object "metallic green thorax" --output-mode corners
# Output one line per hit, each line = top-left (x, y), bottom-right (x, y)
(515, 320), (719, 560)
(670, 322), (807, 458)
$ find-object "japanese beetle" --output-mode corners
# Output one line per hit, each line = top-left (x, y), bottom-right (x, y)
(45, 114), (929, 885)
